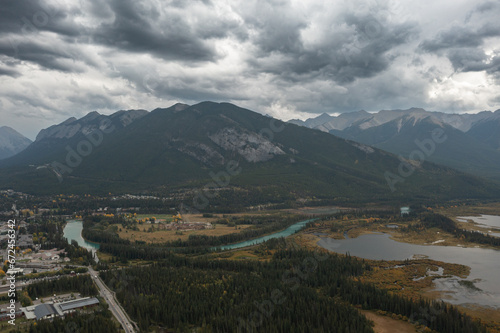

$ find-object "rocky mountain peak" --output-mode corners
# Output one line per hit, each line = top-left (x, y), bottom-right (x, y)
(0, 126), (32, 160)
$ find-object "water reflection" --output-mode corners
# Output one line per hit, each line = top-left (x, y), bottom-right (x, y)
(63, 220), (100, 250)
(317, 233), (500, 308)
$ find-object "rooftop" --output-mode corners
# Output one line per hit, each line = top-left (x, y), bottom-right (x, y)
(33, 303), (63, 320)
(21, 297), (99, 321)
(59, 297), (99, 311)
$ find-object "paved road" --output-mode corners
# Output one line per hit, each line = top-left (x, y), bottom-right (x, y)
(0, 282), (22, 294)
(0, 274), (69, 293)
(1, 265), (138, 332)
(88, 266), (137, 333)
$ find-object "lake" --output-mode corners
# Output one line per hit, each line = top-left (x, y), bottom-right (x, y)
(63, 220), (100, 251)
(457, 215), (500, 235)
(317, 233), (500, 308)
(216, 219), (316, 250)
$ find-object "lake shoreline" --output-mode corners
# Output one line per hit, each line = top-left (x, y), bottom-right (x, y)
(63, 219), (100, 251)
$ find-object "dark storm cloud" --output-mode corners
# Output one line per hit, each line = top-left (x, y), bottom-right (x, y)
(419, 1), (500, 77)
(248, 11), (419, 84)
(447, 48), (500, 74)
(420, 25), (499, 52)
(0, 0), (228, 70)
(1, 0), (500, 139)
(420, 28), (486, 52)
(0, 0), (95, 72)
(166, 0), (213, 9)
(92, 0), (223, 62)
(0, 66), (20, 78)
(244, 1), (306, 55)
(324, 18), (418, 83)
(0, 0), (54, 34)
(420, 0), (500, 52)
(0, 0), (85, 37)
(0, 38), (88, 73)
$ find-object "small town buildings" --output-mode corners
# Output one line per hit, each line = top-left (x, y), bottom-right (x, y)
(400, 206), (411, 216)
(17, 234), (34, 249)
(5, 268), (24, 275)
(21, 297), (100, 321)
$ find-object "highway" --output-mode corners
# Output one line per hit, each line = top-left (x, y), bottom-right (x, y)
(0, 267), (137, 332)
(88, 266), (138, 333)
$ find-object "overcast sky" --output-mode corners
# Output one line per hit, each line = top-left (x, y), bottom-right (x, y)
(1, 0), (500, 139)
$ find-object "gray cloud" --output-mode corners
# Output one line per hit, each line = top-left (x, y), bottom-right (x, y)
(419, 1), (500, 79)
(0, 66), (19, 78)
(0, 38), (86, 73)
(0, 0), (499, 139)
(420, 22), (500, 53)
(242, 0), (307, 56)
(0, 0), (96, 72)
(246, 7), (419, 84)
(91, 0), (225, 62)
(447, 48), (500, 74)
(420, 27), (486, 52)
(466, 1), (500, 20)
(0, 0), (86, 37)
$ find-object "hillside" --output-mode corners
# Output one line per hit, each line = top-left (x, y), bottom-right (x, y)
(1, 109), (148, 167)
(0, 102), (498, 203)
(331, 114), (500, 180)
(467, 112), (500, 151)
(294, 108), (500, 181)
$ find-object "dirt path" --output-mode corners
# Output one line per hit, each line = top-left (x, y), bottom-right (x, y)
(360, 310), (417, 333)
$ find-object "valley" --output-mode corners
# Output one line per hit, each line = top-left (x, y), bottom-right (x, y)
(1, 103), (500, 333)
(1, 188), (500, 332)
(291, 108), (500, 181)
(4, 0), (500, 331)
(291, 204), (500, 331)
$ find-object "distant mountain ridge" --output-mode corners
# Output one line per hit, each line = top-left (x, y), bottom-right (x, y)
(467, 115), (500, 151)
(35, 109), (148, 142)
(1, 109), (148, 167)
(290, 108), (498, 133)
(0, 102), (498, 204)
(0, 126), (32, 160)
(290, 108), (500, 180)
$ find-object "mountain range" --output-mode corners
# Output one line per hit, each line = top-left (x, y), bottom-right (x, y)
(0, 102), (498, 204)
(1, 109), (148, 167)
(291, 108), (500, 181)
(289, 108), (498, 132)
(0, 126), (32, 160)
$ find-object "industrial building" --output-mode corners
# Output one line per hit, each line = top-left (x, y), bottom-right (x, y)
(21, 297), (99, 321)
